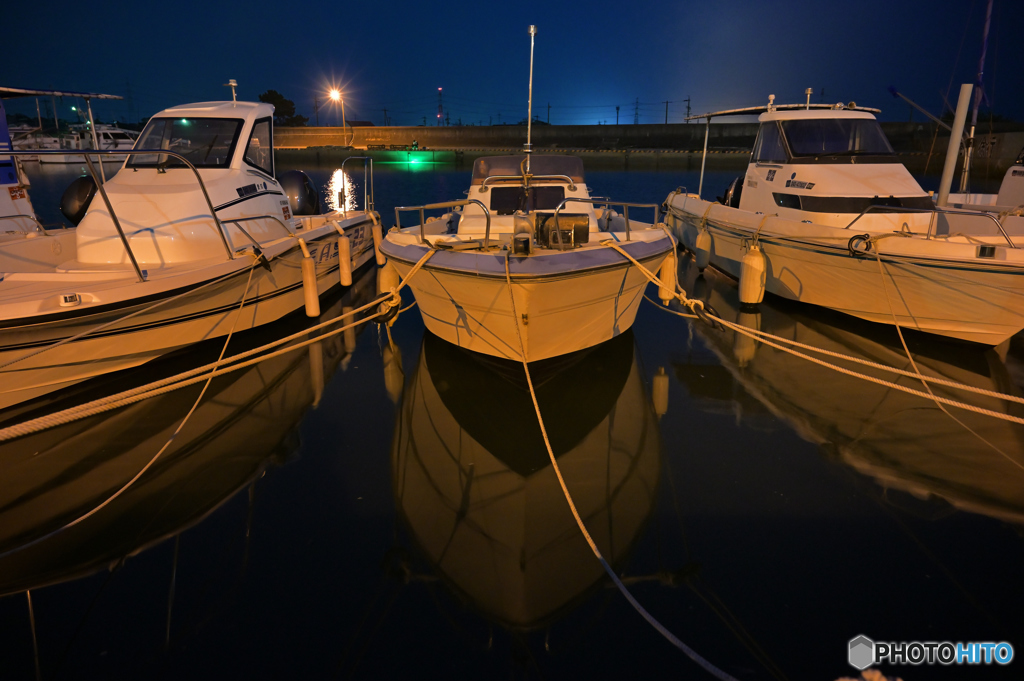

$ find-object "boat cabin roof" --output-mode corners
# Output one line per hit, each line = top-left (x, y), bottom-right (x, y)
(155, 101), (273, 123)
(759, 109), (876, 122)
(471, 155), (584, 185)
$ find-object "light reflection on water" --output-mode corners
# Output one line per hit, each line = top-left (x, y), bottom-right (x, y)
(324, 168), (357, 213)
(1, 161), (1023, 680)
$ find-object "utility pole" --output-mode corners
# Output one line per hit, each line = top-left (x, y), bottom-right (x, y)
(684, 96), (691, 123)
(382, 108), (389, 125)
(615, 106), (620, 125)
(446, 111), (450, 126)
(314, 96), (320, 126)
(663, 100), (670, 124)
(422, 116), (426, 126)
(634, 97), (639, 125)
(437, 87), (443, 126)
(547, 103), (550, 124)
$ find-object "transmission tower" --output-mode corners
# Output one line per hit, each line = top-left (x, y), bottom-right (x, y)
(437, 87), (443, 126)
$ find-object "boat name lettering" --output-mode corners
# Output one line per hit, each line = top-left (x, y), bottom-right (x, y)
(1013, 169), (1024, 177)
(765, 169), (776, 182)
(785, 179), (815, 190)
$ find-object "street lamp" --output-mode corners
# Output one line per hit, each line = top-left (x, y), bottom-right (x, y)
(329, 88), (348, 146)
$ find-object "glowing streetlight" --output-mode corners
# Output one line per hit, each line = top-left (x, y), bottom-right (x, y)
(328, 87), (348, 145)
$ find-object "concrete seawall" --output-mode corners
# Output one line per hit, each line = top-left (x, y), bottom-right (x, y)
(276, 124), (1024, 179)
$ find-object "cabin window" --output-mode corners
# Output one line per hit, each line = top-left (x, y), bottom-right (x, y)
(489, 185), (566, 215)
(129, 117), (243, 169)
(781, 119), (893, 157)
(245, 118), (273, 176)
(751, 122), (788, 163)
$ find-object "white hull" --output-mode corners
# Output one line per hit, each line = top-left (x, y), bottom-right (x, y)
(0, 218), (375, 410)
(667, 195), (1024, 345)
(387, 241), (670, 361)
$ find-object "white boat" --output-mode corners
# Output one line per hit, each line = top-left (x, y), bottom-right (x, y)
(381, 27), (674, 362)
(0, 100), (378, 409)
(664, 96), (1024, 347)
(381, 155), (674, 361)
(36, 125), (140, 165)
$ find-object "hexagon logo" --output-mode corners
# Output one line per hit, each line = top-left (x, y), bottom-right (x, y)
(848, 635), (875, 670)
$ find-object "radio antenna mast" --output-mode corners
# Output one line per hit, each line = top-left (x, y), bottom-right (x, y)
(525, 25), (537, 173)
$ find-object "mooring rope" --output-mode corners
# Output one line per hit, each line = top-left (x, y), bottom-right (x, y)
(0, 262), (260, 557)
(0, 248), (436, 442)
(600, 233), (1024, 427)
(0, 247), (437, 561)
(502, 249), (740, 681)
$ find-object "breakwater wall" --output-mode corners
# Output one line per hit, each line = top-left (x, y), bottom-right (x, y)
(276, 124), (1024, 179)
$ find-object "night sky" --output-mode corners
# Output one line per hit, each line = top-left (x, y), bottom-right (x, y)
(5, 0), (1023, 127)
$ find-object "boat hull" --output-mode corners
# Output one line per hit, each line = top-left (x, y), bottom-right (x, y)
(0, 220), (375, 410)
(383, 239), (671, 361)
(667, 196), (1024, 345)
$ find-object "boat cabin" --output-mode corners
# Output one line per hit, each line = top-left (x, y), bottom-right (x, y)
(75, 101), (290, 267)
(725, 107), (933, 229)
(460, 154), (598, 243)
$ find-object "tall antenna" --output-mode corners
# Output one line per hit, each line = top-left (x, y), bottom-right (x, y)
(525, 25), (537, 172)
(224, 79), (238, 103)
(437, 88), (443, 126)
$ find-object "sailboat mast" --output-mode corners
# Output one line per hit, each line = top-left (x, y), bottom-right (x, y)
(525, 25), (536, 173)
(960, 0), (994, 192)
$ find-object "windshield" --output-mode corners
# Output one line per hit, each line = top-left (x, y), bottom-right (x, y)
(129, 117), (243, 168)
(781, 119), (893, 156)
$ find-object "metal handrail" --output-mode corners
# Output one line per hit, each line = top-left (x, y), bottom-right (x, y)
(0, 214), (47, 234)
(83, 153), (146, 281)
(478, 174), (577, 192)
(843, 204), (1015, 249)
(551, 198), (662, 243)
(3, 148), (238, 281)
(340, 156), (375, 213)
(395, 199), (492, 248)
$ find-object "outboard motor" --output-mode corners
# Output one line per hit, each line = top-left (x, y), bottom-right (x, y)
(278, 170), (320, 216)
(720, 176), (743, 208)
(59, 175), (98, 226)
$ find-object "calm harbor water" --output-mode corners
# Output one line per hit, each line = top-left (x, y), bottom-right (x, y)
(1, 161), (1022, 680)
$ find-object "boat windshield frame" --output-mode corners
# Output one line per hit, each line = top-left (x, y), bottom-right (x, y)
(471, 155), (584, 185)
(128, 117), (245, 169)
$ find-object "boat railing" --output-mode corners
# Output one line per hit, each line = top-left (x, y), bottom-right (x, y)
(552, 198), (662, 243)
(843, 204), (1016, 249)
(477, 174), (577, 191)
(0, 214), (48, 234)
(395, 199), (492, 248)
(3, 148), (237, 283)
(339, 156), (375, 213)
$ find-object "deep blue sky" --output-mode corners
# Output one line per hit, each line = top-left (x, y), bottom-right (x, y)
(5, 0), (1022, 127)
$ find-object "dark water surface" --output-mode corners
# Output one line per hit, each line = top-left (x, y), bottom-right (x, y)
(1, 162), (1022, 680)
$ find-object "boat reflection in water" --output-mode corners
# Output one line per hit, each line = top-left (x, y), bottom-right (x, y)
(391, 329), (660, 631)
(677, 255), (1024, 523)
(0, 265), (377, 596)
